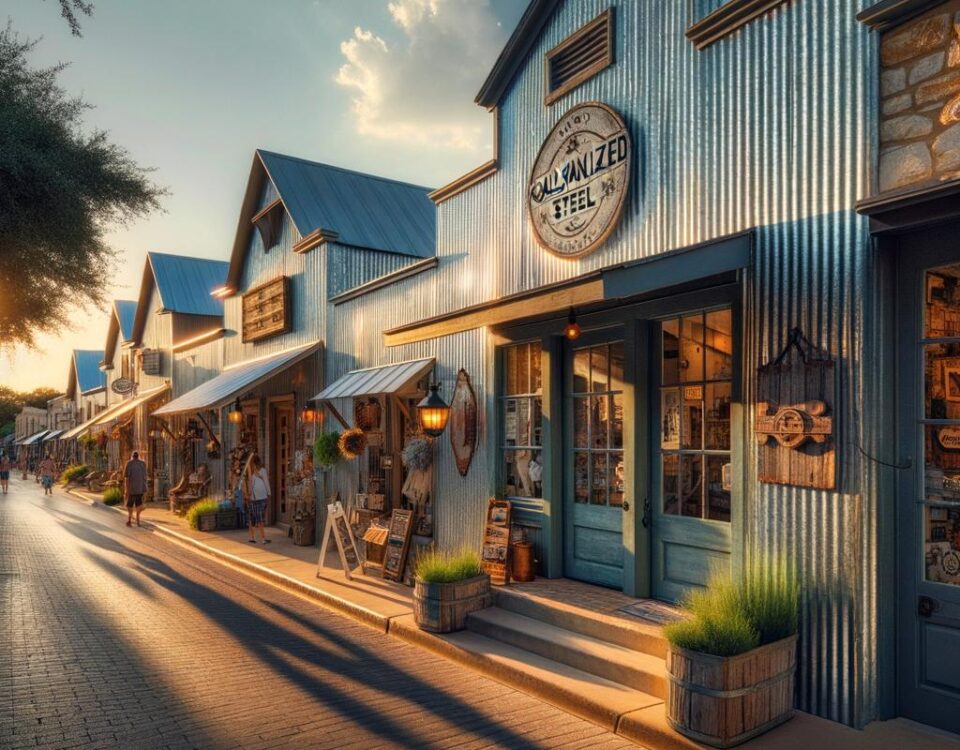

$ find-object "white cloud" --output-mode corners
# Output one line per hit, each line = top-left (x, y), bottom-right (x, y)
(335, 0), (507, 151)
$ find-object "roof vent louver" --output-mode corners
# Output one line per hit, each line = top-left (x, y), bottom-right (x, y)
(545, 8), (613, 106)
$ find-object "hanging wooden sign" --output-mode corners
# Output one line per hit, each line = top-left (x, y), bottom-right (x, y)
(449, 369), (478, 477)
(481, 498), (512, 586)
(242, 276), (291, 342)
(382, 508), (414, 582)
(756, 329), (836, 490)
(317, 497), (362, 580)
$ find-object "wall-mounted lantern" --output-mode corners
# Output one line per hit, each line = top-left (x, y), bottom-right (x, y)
(417, 383), (451, 438)
(564, 308), (581, 341)
(300, 402), (322, 424)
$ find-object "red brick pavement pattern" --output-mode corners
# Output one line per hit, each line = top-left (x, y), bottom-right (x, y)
(0, 479), (641, 750)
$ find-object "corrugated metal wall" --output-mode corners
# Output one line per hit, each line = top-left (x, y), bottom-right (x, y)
(139, 287), (173, 390)
(324, 0), (882, 727)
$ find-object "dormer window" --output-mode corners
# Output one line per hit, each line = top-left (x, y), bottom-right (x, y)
(251, 198), (284, 251)
(545, 8), (613, 106)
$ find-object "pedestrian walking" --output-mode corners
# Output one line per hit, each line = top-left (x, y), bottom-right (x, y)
(39, 454), (56, 495)
(18, 454), (27, 481)
(244, 453), (271, 544)
(0, 452), (10, 494)
(123, 450), (148, 527)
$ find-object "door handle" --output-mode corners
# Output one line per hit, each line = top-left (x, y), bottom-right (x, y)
(918, 595), (939, 618)
(622, 500), (630, 512)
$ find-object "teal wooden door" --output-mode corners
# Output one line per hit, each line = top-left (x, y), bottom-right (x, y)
(651, 309), (735, 602)
(564, 332), (627, 589)
(896, 230), (960, 734)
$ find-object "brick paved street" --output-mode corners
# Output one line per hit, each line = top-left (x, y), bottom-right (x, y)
(0, 478), (640, 750)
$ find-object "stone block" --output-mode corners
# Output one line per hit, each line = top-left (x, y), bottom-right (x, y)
(910, 51), (946, 84)
(881, 114), (934, 143)
(882, 67), (907, 96)
(943, 92), (960, 124)
(916, 71), (960, 104)
(934, 124), (960, 172)
(883, 92), (913, 116)
(879, 142), (933, 191)
(881, 14), (950, 66)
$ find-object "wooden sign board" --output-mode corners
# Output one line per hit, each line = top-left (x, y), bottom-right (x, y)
(481, 499), (512, 585)
(450, 369), (478, 477)
(756, 360), (836, 489)
(317, 498), (362, 580)
(382, 509), (414, 582)
(242, 276), (291, 343)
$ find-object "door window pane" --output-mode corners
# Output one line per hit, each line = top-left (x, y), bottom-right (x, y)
(661, 388), (681, 449)
(610, 342), (625, 392)
(706, 456), (731, 522)
(662, 319), (680, 385)
(611, 394), (624, 449)
(573, 348), (590, 393)
(926, 504), (960, 585)
(926, 266), (960, 338)
(680, 455), (704, 518)
(925, 343), (960, 419)
(591, 396), (609, 449)
(501, 343), (543, 500)
(705, 382), (732, 450)
(925, 425), (960, 502)
(681, 385), (703, 450)
(705, 309), (734, 380)
(574, 452), (589, 503)
(663, 454), (679, 515)
(592, 453), (608, 505)
(681, 314), (705, 382)
(591, 346), (609, 392)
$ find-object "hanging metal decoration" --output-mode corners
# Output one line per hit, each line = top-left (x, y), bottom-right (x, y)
(449, 369), (478, 476)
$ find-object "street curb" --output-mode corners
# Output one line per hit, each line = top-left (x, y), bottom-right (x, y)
(62, 486), (690, 749)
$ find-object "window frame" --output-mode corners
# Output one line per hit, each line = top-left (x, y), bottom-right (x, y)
(498, 340), (545, 503)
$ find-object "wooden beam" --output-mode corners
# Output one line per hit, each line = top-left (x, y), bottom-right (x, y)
(324, 401), (349, 430)
(392, 395), (412, 422)
(384, 278), (604, 347)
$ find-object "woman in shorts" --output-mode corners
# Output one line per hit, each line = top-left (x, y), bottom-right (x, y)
(244, 453), (271, 545)
(0, 452), (10, 494)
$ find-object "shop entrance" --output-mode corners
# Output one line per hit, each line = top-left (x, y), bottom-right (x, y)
(270, 398), (294, 528)
(651, 308), (734, 603)
(563, 331), (627, 589)
(896, 229), (960, 733)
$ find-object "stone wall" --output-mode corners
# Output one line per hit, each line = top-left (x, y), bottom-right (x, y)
(879, 2), (960, 192)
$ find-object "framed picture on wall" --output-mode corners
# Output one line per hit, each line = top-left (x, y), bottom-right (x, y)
(946, 365), (960, 402)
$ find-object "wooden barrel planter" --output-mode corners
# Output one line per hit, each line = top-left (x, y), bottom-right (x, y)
(666, 634), (797, 748)
(413, 574), (491, 633)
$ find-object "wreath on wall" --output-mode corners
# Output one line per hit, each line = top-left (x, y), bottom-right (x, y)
(338, 428), (367, 460)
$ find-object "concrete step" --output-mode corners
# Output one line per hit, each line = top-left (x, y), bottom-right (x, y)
(467, 607), (668, 699)
(390, 614), (701, 750)
(494, 586), (669, 658)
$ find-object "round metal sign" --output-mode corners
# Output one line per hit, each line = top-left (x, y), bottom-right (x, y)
(528, 102), (631, 259)
(111, 377), (135, 395)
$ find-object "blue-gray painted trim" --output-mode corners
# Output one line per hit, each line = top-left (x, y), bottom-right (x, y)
(602, 232), (752, 301)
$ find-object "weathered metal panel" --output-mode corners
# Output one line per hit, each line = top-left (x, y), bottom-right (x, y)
(324, 0), (881, 728)
(326, 245), (422, 298)
(139, 287), (172, 391)
(171, 337), (224, 399)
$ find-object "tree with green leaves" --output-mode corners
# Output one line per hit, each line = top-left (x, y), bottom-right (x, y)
(0, 24), (165, 349)
(21, 387), (63, 409)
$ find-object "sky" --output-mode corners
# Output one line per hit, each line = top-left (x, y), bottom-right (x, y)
(0, 0), (527, 392)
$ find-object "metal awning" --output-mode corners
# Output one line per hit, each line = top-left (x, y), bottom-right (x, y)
(153, 342), (320, 417)
(20, 430), (50, 446)
(42, 430), (64, 442)
(61, 415), (99, 441)
(90, 384), (170, 429)
(312, 358), (434, 401)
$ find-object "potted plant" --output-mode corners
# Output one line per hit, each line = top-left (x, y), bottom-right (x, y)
(663, 561), (799, 748)
(313, 431), (341, 469)
(413, 548), (491, 633)
(185, 498), (220, 532)
(102, 487), (123, 506)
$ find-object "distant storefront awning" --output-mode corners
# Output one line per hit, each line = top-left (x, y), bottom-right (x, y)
(313, 358), (434, 401)
(42, 430), (64, 442)
(20, 430), (50, 446)
(89, 384), (170, 431)
(153, 342), (320, 417)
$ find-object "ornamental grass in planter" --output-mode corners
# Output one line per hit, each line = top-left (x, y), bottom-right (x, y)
(102, 487), (123, 506)
(663, 561), (799, 748)
(185, 498), (220, 532)
(413, 549), (491, 633)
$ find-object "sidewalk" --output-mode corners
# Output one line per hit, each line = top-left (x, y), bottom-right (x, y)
(67, 487), (960, 750)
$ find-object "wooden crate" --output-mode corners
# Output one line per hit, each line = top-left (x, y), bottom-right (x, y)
(666, 634), (797, 748)
(413, 574), (491, 633)
(216, 509), (237, 530)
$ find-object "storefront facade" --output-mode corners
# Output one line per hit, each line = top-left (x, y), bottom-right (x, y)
(319, 0), (911, 732)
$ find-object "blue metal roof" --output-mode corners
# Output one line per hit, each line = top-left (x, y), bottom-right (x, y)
(153, 342), (319, 416)
(148, 252), (229, 317)
(114, 300), (137, 341)
(74, 350), (106, 393)
(258, 150), (436, 258)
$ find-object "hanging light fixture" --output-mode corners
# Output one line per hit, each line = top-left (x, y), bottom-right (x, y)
(228, 397), (244, 424)
(417, 383), (450, 438)
(300, 401), (322, 424)
(563, 307), (581, 341)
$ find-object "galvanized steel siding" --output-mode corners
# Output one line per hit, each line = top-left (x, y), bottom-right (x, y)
(362, 0), (877, 727)
(326, 245), (422, 299)
(139, 288), (172, 391)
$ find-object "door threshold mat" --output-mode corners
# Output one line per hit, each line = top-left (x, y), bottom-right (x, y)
(618, 599), (683, 625)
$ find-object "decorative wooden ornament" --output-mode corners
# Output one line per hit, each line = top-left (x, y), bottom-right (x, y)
(756, 328), (836, 490)
(449, 369), (478, 477)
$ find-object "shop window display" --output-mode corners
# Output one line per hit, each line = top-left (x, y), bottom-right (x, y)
(502, 342), (543, 499)
(660, 309), (733, 522)
(923, 264), (960, 586)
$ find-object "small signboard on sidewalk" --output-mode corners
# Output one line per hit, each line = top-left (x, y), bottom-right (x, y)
(317, 497), (362, 580)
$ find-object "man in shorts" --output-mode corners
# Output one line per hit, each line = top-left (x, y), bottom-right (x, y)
(123, 450), (148, 527)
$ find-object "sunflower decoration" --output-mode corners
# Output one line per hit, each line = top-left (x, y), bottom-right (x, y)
(338, 428), (367, 460)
